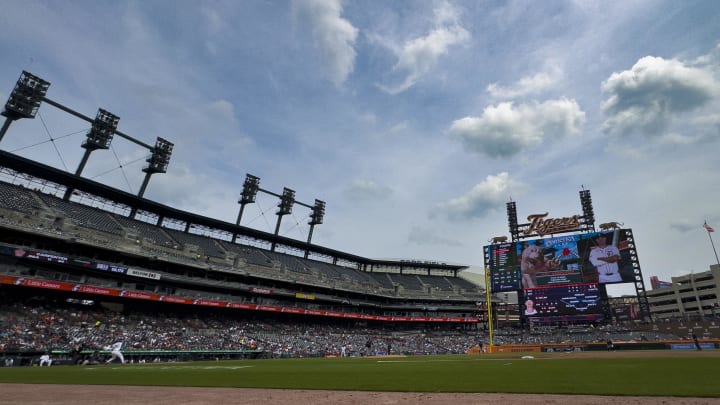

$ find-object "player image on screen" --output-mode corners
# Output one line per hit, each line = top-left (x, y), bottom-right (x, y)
(577, 230), (635, 284)
(524, 299), (538, 315)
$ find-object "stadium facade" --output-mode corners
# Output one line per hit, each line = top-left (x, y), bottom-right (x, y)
(646, 265), (720, 319)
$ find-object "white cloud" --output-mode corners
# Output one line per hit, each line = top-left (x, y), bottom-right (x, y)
(436, 172), (523, 220)
(690, 113), (720, 127)
(293, 0), (358, 87)
(201, 6), (227, 36)
(669, 214), (720, 235)
(487, 64), (563, 99)
(207, 99), (237, 123)
(379, 1), (469, 94)
(449, 99), (585, 158)
(407, 226), (463, 247)
(657, 132), (703, 146)
(344, 179), (393, 202)
(357, 112), (377, 125)
(144, 164), (218, 212)
(601, 55), (719, 135)
(387, 121), (409, 135)
(693, 42), (720, 67)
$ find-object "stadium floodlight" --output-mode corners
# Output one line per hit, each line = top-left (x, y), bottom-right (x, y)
(64, 108), (121, 200)
(135, 137), (174, 201)
(2, 71), (50, 119)
(276, 187), (295, 216)
(304, 199), (326, 258)
(240, 174), (261, 204)
(308, 199), (325, 226)
(67, 109), (121, 190)
(506, 201), (519, 242)
(83, 108), (119, 151)
(233, 174), (261, 239)
(144, 137), (174, 175)
(0, 71), (51, 142)
(579, 189), (595, 231)
(271, 187), (295, 251)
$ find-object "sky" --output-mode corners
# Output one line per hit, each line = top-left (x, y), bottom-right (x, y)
(0, 0), (719, 297)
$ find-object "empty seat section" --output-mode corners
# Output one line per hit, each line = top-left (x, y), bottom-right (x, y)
(36, 193), (122, 235)
(113, 216), (176, 246)
(164, 229), (226, 258)
(221, 242), (274, 267)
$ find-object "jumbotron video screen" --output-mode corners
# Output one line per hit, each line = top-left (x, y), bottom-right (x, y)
(484, 229), (638, 293)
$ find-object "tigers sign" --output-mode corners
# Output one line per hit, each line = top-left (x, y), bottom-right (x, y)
(525, 212), (581, 236)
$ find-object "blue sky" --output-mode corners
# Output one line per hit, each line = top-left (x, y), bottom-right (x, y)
(1, 0), (719, 296)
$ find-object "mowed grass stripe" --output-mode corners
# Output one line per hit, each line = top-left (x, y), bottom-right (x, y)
(0, 354), (718, 397)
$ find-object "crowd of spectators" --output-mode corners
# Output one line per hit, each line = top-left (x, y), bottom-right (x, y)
(490, 317), (720, 345)
(0, 297), (481, 362)
(2, 291), (718, 367)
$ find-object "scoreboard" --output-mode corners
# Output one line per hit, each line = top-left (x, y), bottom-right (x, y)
(486, 243), (520, 291)
(483, 229), (643, 323)
(523, 283), (604, 323)
(484, 229), (638, 293)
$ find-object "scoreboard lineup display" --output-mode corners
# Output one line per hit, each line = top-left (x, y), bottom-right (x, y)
(484, 228), (639, 322)
(487, 243), (519, 291)
(523, 283), (604, 323)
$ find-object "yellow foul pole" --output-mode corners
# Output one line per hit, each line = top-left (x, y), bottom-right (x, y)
(484, 267), (494, 352)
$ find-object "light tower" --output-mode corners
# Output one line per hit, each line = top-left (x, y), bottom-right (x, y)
(63, 108), (120, 200)
(0, 71), (51, 142)
(304, 199), (325, 258)
(138, 137), (173, 198)
(236, 174), (260, 225)
(506, 200), (519, 242)
(271, 187), (295, 251)
(231, 174), (261, 243)
(130, 137), (173, 220)
(579, 188), (595, 232)
(231, 174), (326, 248)
(277, 187), (296, 217)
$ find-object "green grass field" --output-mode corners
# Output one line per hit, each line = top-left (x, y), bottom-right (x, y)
(0, 353), (718, 397)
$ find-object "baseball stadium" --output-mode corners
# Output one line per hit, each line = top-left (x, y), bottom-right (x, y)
(0, 71), (719, 404)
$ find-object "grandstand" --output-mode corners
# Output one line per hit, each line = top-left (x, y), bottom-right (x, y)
(0, 150), (488, 356)
(0, 156), (495, 364)
(0, 68), (497, 363)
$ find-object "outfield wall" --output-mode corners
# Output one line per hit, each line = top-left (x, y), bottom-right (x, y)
(483, 340), (720, 353)
(1, 349), (268, 367)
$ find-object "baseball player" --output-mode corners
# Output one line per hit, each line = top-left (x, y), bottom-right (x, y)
(105, 340), (125, 364)
(39, 352), (52, 366)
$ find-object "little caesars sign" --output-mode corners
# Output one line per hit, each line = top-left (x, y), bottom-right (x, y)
(524, 212), (581, 236)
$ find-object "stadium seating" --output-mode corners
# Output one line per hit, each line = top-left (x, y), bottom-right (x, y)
(36, 193), (123, 235)
(221, 242), (275, 267)
(163, 228), (227, 258)
(0, 175), (484, 302)
(113, 215), (177, 247)
(0, 182), (40, 215)
(0, 173), (493, 367)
